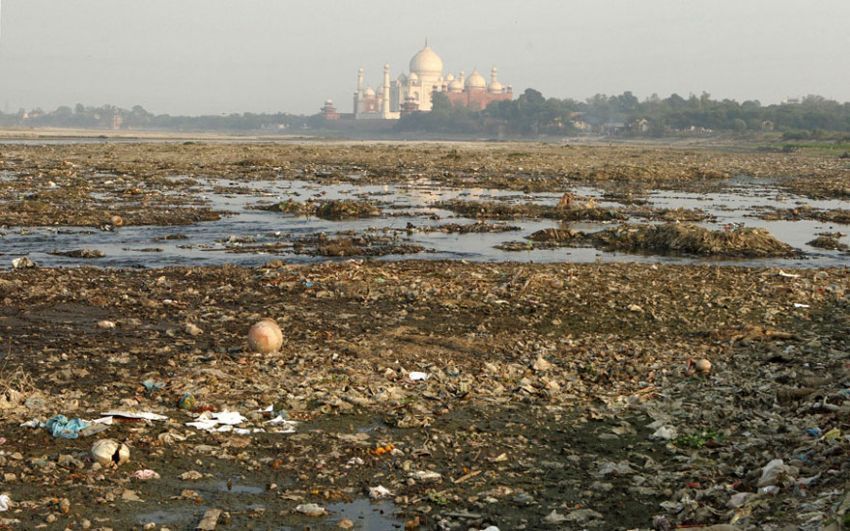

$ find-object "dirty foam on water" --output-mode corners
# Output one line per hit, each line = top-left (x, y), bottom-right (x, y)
(1, 177), (848, 269)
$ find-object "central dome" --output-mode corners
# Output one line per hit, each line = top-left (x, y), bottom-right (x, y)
(409, 45), (444, 76)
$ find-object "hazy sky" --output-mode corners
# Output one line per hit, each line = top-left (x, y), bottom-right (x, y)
(1, 0), (848, 115)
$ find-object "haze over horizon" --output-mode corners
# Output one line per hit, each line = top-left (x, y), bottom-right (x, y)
(0, 0), (848, 116)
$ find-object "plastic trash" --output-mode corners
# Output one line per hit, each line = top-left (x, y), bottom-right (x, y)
(821, 427), (841, 441)
(131, 469), (160, 480)
(44, 415), (90, 439)
(101, 411), (168, 422)
(178, 392), (197, 410)
(650, 425), (677, 441)
(11, 257), (36, 269)
(142, 379), (165, 393)
(369, 485), (393, 499)
(757, 459), (798, 488)
(91, 439), (130, 467)
(295, 503), (327, 517)
(264, 415), (299, 433)
(247, 318), (283, 354)
(0, 494), (10, 512)
(409, 371), (430, 382)
(806, 427), (823, 438)
(543, 510), (567, 524)
(186, 410), (248, 431)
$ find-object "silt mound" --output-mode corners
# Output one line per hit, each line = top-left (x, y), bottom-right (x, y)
(596, 223), (797, 258)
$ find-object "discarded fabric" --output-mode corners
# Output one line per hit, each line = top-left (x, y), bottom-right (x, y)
(44, 415), (90, 439)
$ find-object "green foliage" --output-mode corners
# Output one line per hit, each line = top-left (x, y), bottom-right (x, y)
(674, 430), (722, 449)
(399, 89), (850, 137)
(4, 90), (850, 138)
(0, 103), (309, 131)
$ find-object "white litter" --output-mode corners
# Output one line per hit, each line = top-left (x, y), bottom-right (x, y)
(793, 303), (810, 308)
(0, 493), (10, 512)
(778, 270), (800, 278)
(409, 371), (430, 382)
(369, 485), (393, 499)
(186, 411), (247, 431)
(264, 415), (299, 433)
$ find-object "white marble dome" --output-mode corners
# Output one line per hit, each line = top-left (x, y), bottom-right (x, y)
(409, 45), (444, 76)
(465, 69), (486, 89)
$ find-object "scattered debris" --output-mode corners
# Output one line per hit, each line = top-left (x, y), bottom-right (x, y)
(91, 439), (130, 468)
(247, 318), (283, 354)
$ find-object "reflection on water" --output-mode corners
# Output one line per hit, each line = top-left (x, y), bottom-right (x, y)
(1, 178), (848, 269)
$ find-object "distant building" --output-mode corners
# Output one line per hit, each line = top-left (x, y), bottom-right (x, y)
(630, 118), (650, 133)
(320, 100), (341, 121)
(348, 42), (512, 120)
(112, 110), (123, 130)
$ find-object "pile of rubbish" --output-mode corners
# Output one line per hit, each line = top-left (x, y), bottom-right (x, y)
(292, 232), (425, 257)
(756, 205), (850, 224)
(594, 223), (797, 257)
(260, 199), (382, 220)
(808, 233), (849, 251)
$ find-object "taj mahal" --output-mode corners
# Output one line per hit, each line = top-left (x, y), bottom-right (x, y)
(350, 42), (513, 120)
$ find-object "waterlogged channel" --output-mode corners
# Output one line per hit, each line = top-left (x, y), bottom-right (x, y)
(1, 177), (849, 269)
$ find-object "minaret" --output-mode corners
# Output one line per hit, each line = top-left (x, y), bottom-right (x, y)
(490, 66), (498, 85)
(354, 67), (365, 117)
(382, 64), (391, 118)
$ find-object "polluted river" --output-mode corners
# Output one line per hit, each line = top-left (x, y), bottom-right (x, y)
(0, 141), (849, 531)
(2, 177), (849, 270)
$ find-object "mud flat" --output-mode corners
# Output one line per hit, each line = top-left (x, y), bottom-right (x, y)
(0, 262), (849, 529)
(0, 141), (849, 529)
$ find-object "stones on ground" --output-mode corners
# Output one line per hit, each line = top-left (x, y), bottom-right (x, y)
(180, 470), (204, 481)
(196, 508), (222, 530)
(532, 355), (553, 372)
(694, 358), (712, 375)
(185, 322), (203, 336)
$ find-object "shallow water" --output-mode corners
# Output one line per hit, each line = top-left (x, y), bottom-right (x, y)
(1, 178), (848, 269)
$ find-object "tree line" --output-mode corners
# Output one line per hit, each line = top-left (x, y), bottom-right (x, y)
(397, 90), (850, 138)
(4, 90), (850, 138)
(0, 103), (311, 131)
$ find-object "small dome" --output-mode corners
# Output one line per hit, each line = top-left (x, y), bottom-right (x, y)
(465, 69), (486, 89)
(488, 81), (504, 93)
(409, 45), (444, 76)
(446, 73), (455, 82)
(364, 87), (376, 97)
(448, 78), (464, 93)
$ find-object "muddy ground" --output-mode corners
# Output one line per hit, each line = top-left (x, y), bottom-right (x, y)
(0, 262), (849, 530)
(0, 140), (849, 530)
(1, 142), (849, 228)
